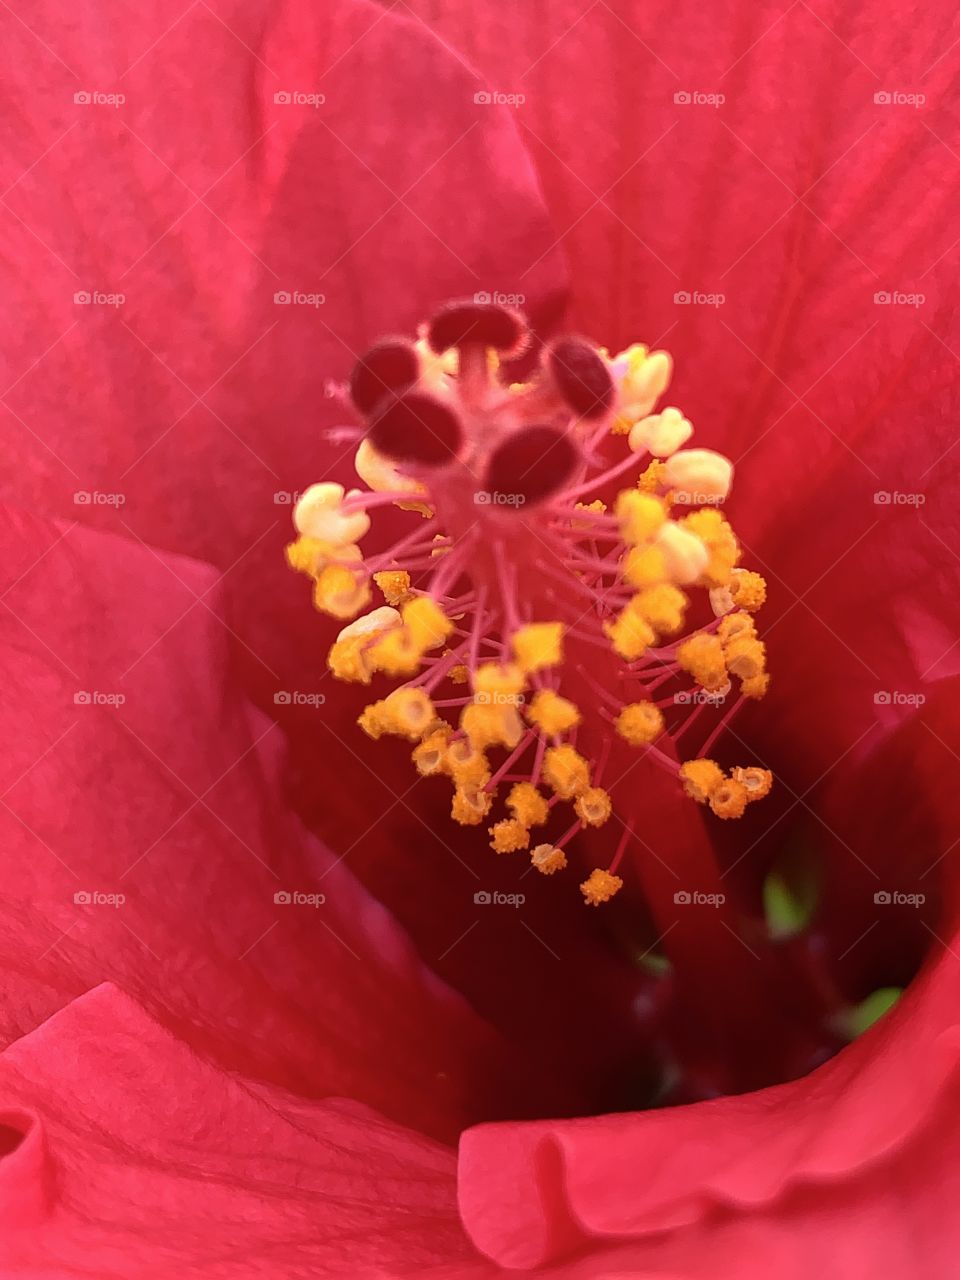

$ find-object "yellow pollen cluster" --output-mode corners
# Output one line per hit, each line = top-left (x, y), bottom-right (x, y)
(679, 758), (773, 818)
(288, 315), (774, 908)
(580, 868), (624, 905)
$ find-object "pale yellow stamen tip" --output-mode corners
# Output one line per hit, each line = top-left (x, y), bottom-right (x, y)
(628, 405), (693, 458)
(511, 622), (564, 673)
(531, 843), (568, 875)
(679, 508), (740, 587)
(312, 562), (371, 620)
(655, 522), (709, 585)
(580, 868), (624, 906)
(661, 449), (733, 504)
(295, 482), (371, 545)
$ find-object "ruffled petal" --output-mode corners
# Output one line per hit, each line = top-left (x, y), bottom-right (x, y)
(0, 502), (533, 1141)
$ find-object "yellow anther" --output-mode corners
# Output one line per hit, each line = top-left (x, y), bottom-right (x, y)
(357, 700), (389, 740)
(286, 535), (349, 579)
(511, 622), (564, 674)
(605, 603), (656, 661)
(709, 777), (749, 819)
(630, 583), (688, 636)
(543, 744), (591, 800)
(622, 543), (668, 590)
(327, 606), (402, 683)
(312, 563), (371, 620)
(718, 611), (756, 644)
(526, 689), (580, 736)
(628, 406), (693, 458)
(709, 584), (736, 617)
(655, 522), (709, 585)
(295, 482), (371, 545)
(677, 633), (727, 691)
(531, 843), (568, 875)
(402, 596), (453, 650)
(731, 765), (773, 801)
(366, 627), (422, 677)
(662, 449), (733, 504)
(473, 662), (526, 699)
(507, 781), (550, 827)
(373, 570), (412, 606)
(637, 460), (667, 492)
(741, 673), (770, 700)
(679, 758), (725, 803)
(381, 687), (436, 740)
(615, 491), (667, 545)
(725, 635), (766, 681)
(445, 738), (490, 788)
(461, 702), (525, 751)
(448, 663), (469, 684)
(489, 818), (531, 853)
(730, 569), (767, 612)
(580, 868), (624, 906)
(451, 784), (494, 826)
(616, 701), (664, 746)
(679, 509), (740, 588)
(412, 726), (453, 776)
(575, 786), (612, 827)
(575, 499), (607, 514)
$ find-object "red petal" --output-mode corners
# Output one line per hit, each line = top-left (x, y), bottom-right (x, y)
(0, 503), (531, 1141)
(0, 985), (476, 1276)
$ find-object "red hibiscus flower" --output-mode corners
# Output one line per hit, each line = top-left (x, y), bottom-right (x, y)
(1, 0), (959, 1276)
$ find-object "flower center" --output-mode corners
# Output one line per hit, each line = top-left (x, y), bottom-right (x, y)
(287, 300), (772, 912)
